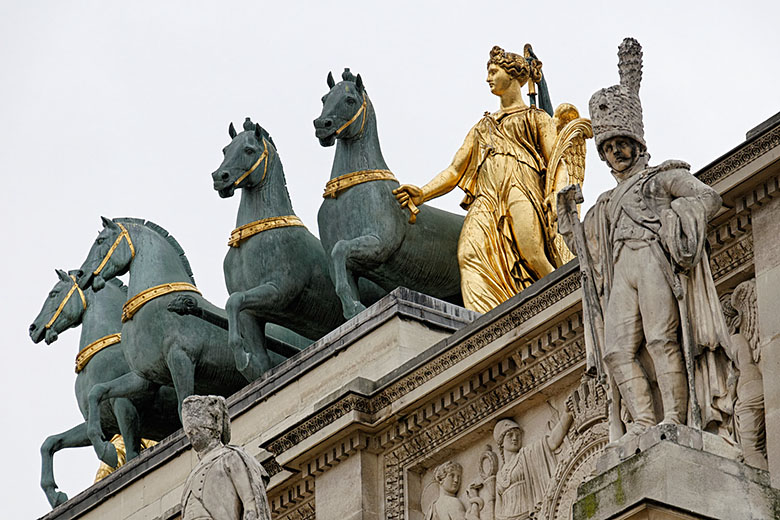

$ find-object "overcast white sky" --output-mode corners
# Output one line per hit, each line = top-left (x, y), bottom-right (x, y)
(2, 1), (779, 518)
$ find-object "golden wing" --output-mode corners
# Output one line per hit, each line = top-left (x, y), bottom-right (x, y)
(544, 103), (593, 266)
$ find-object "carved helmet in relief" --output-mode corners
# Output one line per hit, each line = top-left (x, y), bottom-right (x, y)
(589, 37), (646, 153)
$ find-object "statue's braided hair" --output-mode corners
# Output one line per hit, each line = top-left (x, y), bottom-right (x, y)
(487, 45), (542, 85)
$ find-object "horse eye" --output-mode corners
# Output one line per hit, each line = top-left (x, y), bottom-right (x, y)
(321, 95), (327, 103)
(244, 147), (254, 155)
(49, 291), (58, 298)
(346, 97), (356, 105)
(96, 237), (105, 245)
(222, 147), (228, 155)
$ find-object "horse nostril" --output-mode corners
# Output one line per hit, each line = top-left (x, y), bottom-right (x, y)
(323, 119), (332, 128)
(221, 172), (229, 181)
(29, 323), (36, 333)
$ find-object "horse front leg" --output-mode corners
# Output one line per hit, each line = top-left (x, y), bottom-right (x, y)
(225, 283), (279, 381)
(167, 346), (195, 420)
(87, 372), (153, 467)
(40, 422), (91, 508)
(331, 234), (383, 319)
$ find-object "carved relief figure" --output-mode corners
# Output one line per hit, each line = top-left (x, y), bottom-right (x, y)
(395, 45), (591, 313)
(557, 38), (732, 442)
(493, 412), (573, 519)
(722, 280), (767, 469)
(425, 461), (469, 520)
(180, 395), (271, 520)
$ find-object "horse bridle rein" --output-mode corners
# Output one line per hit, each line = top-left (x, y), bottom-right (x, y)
(234, 138), (269, 187)
(335, 93), (368, 137)
(45, 274), (87, 330)
(93, 222), (136, 276)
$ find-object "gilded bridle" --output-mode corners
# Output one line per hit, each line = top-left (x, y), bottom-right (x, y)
(233, 138), (269, 187)
(93, 222), (136, 276)
(45, 274), (87, 330)
(334, 93), (368, 137)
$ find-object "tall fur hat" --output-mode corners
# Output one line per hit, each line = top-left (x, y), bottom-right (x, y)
(182, 394), (231, 445)
(589, 38), (646, 151)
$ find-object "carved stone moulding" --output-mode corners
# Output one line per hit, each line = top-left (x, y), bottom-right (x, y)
(263, 270), (582, 465)
(697, 125), (780, 188)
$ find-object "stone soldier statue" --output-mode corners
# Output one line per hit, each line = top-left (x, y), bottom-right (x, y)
(557, 38), (732, 442)
(180, 395), (271, 520)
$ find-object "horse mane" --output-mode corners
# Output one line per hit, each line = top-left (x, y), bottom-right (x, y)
(243, 117), (276, 148)
(105, 277), (129, 296)
(113, 218), (196, 285)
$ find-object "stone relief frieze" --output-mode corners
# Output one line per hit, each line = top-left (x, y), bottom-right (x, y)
(415, 377), (608, 520)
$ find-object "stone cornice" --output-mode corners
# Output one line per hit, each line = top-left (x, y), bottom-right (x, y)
(263, 263), (581, 460)
(696, 123), (780, 189)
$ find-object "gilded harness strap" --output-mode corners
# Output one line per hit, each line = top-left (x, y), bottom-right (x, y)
(228, 215), (305, 248)
(335, 94), (368, 136)
(122, 282), (200, 322)
(93, 223), (135, 276)
(45, 275), (87, 329)
(75, 333), (121, 373)
(322, 169), (397, 199)
(234, 139), (269, 187)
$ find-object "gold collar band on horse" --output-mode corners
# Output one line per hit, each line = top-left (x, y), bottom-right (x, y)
(322, 169), (397, 199)
(122, 282), (200, 322)
(75, 333), (121, 373)
(228, 215), (305, 248)
(93, 223), (135, 276)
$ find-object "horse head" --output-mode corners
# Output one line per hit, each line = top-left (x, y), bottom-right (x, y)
(212, 118), (277, 198)
(77, 217), (135, 291)
(30, 269), (87, 345)
(314, 68), (369, 147)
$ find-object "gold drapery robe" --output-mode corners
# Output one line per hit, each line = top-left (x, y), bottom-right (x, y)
(455, 106), (557, 313)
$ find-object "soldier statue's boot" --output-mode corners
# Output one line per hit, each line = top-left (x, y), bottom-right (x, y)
(617, 375), (657, 433)
(605, 352), (657, 438)
(656, 371), (687, 425)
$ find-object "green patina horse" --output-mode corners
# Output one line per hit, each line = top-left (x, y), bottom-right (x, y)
(29, 269), (178, 507)
(212, 119), (383, 378)
(314, 69), (464, 318)
(75, 217), (254, 465)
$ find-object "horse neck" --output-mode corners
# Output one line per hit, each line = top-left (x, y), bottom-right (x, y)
(237, 154), (295, 226)
(78, 286), (124, 350)
(330, 106), (389, 179)
(125, 225), (193, 297)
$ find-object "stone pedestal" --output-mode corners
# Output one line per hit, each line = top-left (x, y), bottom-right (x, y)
(573, 425), (780, 520)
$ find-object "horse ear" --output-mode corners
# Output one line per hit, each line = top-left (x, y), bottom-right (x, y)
(255, 123), (262, 141)
(228, 122), (237, 139)
(55, 269), (71, 282)
(327, 71), (335, 89)
(100, 216), (118, 230)
(355, 74), (364, 93)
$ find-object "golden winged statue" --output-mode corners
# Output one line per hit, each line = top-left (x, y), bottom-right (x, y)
(395, 44), (592, 313)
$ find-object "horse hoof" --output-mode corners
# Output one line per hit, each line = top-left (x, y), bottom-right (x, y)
(344, 302), (367, 320)
(97, 442), (118, 468)
(53, 491), (68, 507)
(45, 490), (68, 508)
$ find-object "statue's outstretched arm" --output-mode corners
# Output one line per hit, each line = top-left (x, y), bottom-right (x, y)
(394, 128), (475, 209)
